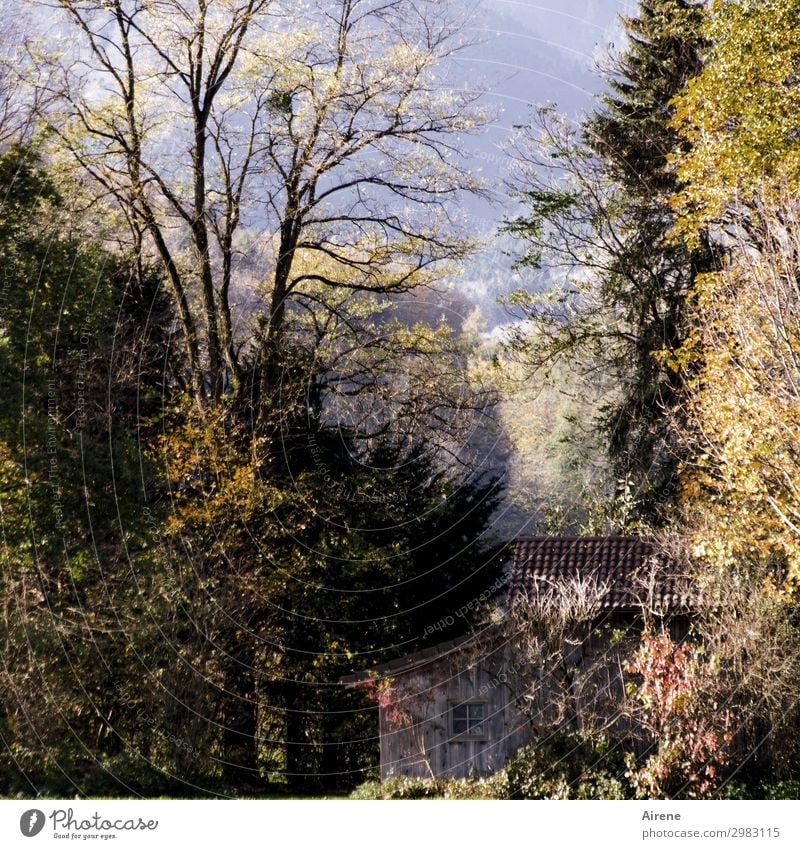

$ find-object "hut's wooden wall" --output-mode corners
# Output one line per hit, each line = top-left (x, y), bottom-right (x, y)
(379, 648), (531, 780)
(379, 615), (690, 779)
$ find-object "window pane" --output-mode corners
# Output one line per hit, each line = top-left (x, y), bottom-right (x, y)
(468, 703), (485, 732)
(452, 718), (468, 734)
(452, 704), (468, 735)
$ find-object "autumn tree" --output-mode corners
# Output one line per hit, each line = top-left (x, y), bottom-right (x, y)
(675, 197), (800, 589)
(668, 0), (800, 589)
(0, 7), (47, 149)
(154, 406), (503, 788)
(693, 563), (800, 784)
(43, 0), (485, 409)
(662, 0), (800, 791)
(624, 632), (732, 799)
(19, 2), (500, 793)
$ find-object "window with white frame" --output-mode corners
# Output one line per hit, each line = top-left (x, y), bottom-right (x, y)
(450, 701), (486, 737)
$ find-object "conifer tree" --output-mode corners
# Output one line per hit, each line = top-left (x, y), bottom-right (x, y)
(505, 0), (717, 516)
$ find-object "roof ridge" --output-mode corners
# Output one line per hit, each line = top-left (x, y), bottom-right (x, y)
(513, 534), (649, 542)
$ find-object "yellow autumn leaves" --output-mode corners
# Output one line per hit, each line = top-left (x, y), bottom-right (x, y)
(670, 0), (800, 245)
(669, 0), (800, 590)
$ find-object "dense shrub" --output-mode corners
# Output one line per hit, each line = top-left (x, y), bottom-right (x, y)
(350, 776), (444, 799)
(723, 780), (800, 801)
(502, 733), (629, 799)
(349, 775), (503, 800)
(441, 774), (510, 800)
(349, 732), (630, 800)
(624, 632), (732, 799)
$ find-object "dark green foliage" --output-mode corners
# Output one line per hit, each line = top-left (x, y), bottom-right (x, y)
(350, 776), (449, 799)
(501, 732), (629, 800)
(249, 433), (505, 790)
(0, 147), (180, 796)
(587, 1), (706, 193)
(723, 780), (800, 801)
(585, 1), (716, 508)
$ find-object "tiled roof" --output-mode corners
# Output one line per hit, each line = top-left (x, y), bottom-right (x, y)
(509, 536), (693, 611)
(342, 536), (694, 683)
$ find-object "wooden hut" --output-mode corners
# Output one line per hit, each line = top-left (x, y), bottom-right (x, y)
(344, 535), (694, 780)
